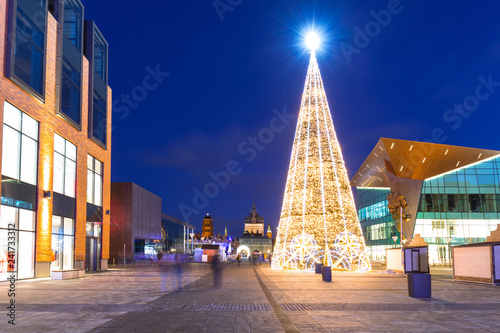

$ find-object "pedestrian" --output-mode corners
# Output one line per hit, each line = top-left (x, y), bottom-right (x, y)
(157, 250), (163, 266)
(174, 253), (183, 290)
(212, 254), (221, 287)
(237, 253), (241, 267)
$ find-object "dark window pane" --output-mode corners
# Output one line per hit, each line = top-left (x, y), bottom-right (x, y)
(92, 91), (106, 145)
(63, 0), (82, 51)
(62, 57), (80, 86)
(60, 58), (81, 124)
(13, 9), (45, 95)
(94, 31), (107, 82)
(16, 9), (44, 48)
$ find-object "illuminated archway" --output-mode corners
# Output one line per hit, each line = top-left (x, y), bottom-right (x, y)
(237, 245), (250, 258)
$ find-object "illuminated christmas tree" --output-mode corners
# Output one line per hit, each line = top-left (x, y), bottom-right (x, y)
(272, 33), (370, 272)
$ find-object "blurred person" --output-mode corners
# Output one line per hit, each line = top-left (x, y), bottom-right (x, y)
(157, 250), (163, 266)
(212, 254), (221, 287)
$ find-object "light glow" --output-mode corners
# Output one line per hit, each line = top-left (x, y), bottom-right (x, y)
(272, 52), (370, 272)
(305, 32), (320, 50)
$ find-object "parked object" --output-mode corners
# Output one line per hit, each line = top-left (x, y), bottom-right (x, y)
(407, 273), (431, 298)
(321, 266), (332, 282)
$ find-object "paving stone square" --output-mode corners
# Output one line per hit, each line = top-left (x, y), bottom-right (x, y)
(1, 262), (500, 332)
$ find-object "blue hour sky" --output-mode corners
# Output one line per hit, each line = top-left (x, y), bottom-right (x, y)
(82, 0), (500, 236)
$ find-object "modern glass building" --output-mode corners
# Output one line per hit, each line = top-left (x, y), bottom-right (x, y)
(351, 138), (500, 264)
(162, 214), (195, 253)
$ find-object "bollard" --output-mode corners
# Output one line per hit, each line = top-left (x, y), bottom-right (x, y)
(321, 266), (332, 282)
(315, 263), (323, 274)
(407, 273), (431, 298)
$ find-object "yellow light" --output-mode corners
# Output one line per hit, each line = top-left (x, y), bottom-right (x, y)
(272, 52), (370, 272)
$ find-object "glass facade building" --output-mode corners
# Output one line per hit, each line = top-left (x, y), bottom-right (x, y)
(352, 138), (500, 265)
(161, 214), (195, 253)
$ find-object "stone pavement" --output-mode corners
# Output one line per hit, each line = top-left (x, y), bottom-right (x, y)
(1, 261), (500, 332)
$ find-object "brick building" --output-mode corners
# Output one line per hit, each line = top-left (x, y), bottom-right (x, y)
(201, 213), (213, 238)
(0, 0), (111, 280)
(110, 183), (162, 264)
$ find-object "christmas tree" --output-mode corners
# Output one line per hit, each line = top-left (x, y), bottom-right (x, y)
(272, 35), (370, 271)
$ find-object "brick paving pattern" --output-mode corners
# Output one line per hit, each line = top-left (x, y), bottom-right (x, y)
(1, 262), (500, 332)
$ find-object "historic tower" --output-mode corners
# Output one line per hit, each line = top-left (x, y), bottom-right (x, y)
(202, 213), (214, 238)
(272, 39), (370, 272)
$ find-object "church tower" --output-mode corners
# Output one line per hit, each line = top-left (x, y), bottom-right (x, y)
(202, 213), (214, 238)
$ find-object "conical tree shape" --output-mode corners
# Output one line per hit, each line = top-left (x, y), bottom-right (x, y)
(272, 52), (370, 272)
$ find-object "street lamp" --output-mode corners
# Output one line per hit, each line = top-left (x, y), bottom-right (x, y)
(446, 237), (452, 268)
(392, 235), (398, 247)
(190, 233), (195, 254)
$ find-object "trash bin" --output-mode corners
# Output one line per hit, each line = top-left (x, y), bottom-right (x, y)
(321, 266), (331, 282)
(315, 263), (323, 274)
(407, 273), (431, 298)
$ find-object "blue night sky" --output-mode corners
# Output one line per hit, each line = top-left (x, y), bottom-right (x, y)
(82, 0), (500, 236)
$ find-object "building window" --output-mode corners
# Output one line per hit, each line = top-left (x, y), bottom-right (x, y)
(60, 57), (81, 125)
(0, 205), (35, 281)
(53, 133), (76, 197)
(63, 0), (83, 51)
(93, 31), (107, 82)
(92, 90), (106, 145)
(87, 155), (102, 206)
(1, 101), (39, 185)
(51, 216), (74, 270)
(11, 0), (46, 96)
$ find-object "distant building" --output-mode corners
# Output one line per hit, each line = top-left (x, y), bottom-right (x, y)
(162, 214), (195, 253)
(352, 138), (500, 264)
(202, 213), (214, 238)
(110, 183), (162, 263)
(237, 203), (273, 257)
(244, 202), (264, 235)
(267, 222), (272, 238)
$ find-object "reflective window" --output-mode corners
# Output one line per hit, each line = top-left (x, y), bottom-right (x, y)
(53, 134), (77, 197)
(87, 155), (103, 206)
(93, 30), (107, 82)
(358, 200), (390, 222)
(60, 58), (81, 124)
(63, 0), (83, 51)
(12, 4), (46, 96)
(51, 216), (75, 271)
(92, 91), (106, 145)
(1, 102), (39, 185)
(0, 205), (35, 281)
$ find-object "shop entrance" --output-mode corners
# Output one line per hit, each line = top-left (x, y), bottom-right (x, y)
(85, 222), (102, 271)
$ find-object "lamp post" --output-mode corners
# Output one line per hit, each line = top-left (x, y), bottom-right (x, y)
(400, 206), (403, 249)
(190, 232), (195, 254)
(392, 236), (398, 248)
(446, 237), (452, 268)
